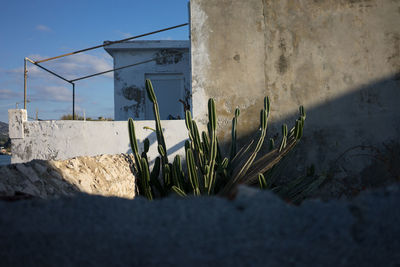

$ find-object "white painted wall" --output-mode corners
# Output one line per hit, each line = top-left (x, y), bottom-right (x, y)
(8, 109), (188, 164)
(104, 40), (191, 121)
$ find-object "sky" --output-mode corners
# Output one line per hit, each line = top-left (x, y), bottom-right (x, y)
(0, 0), (189, 123)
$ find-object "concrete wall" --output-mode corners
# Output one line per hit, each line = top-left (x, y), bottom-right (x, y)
(8, 109), (187, 164)
(105, 41), (191, 121)
(191, 0), (400, 174)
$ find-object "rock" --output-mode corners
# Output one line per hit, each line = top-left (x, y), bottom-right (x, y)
(0, 154), (136, 199)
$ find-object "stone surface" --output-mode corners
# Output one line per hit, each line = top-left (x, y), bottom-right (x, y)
(0, 184), (399, 266)
(0, 153), (136, 199)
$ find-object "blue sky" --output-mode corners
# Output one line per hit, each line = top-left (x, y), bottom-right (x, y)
(0, 0), (189, 123)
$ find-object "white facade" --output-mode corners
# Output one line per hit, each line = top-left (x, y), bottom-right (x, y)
(104, 40), (191, 121)
(8, 109), (187, 164)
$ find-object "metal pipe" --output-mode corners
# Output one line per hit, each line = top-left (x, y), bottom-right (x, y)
(72, 83), (75, 120)
(25, 57), (35, 64)
(32, 62), (73, 84)
(24, 58), (27, 109)
(35, 23), (189, 64)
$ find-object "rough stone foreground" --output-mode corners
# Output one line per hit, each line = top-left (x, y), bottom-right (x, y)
(0, 154), (136, 199)
(0, 184), (399, 267)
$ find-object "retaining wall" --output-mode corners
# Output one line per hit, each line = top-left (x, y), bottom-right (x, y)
(8, 109), (187, 164)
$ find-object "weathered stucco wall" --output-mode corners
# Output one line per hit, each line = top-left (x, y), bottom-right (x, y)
(9, 109), (187, 164)
(191, 0), (400, 174)
(105, 41), (191, 121)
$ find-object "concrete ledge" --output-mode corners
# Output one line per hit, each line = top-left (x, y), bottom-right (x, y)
(104, 40), (190, 52)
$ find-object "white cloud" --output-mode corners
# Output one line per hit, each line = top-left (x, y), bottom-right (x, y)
(0, 89), (22, 100)
(30, 85), (76, 103)
(35, 24), (52, 32)
(115, 30), (132, 38)
(2, 52), (113, 82)
(48, 53), (113, 80)
(52, 105), (85, 114)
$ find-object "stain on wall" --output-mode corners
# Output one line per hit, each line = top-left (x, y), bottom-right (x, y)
(123, 103), (142, 118)
(155, 49), (183, 65)
(385, 32), (400, 74)
(122, 85), (143, 102)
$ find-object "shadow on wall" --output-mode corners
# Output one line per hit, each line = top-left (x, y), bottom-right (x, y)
(125, 127), (187, 165)
(216, 73), (400, 196)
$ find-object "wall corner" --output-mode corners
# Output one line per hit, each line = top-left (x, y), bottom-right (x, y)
(8, 109), (27, 139)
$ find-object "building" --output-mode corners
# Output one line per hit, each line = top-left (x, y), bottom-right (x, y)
(104, 40), (191, 121)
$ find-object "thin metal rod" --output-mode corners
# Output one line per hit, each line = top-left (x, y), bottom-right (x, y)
(69, 52), (184, 82)
(31, 62), (73, 84)
(72, 83), (75, 120)
(24, 58), (27, 109)
(35, 23), (189, 64)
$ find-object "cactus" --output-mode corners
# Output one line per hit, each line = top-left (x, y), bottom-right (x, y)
(269, 138), (275, 151)
(185, 111), (206, 173)
(146, 79), (168, 165)
(207, 99), (218, 194)
(172, 155), (185, 191)
(238, 105), (307, 187)
(172, 185), (187, 197)
(279, 124), (288, 152)
(222, 98), (269, 194)
(140, 157), (153, 200)
(186, 148), (201, 195)
(258, 173), (268, 189)
(141, 138), (150, 160)
(230, 108), (240, 161)
(128, 118), (142, 175)
(128, 79), (312, 200)
(150, 157), (164, 196)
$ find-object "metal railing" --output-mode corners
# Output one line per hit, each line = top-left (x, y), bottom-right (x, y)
(23, 23), (189, 119)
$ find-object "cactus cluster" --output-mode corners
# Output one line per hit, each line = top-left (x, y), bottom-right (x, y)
(129, 79), (310, 200)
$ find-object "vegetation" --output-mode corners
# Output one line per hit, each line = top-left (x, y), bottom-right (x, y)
(0, 136), (11, 152)
(0, 121), (10, 151)
(60, 114), (113, 121)
(129, 79), (321, 202)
